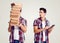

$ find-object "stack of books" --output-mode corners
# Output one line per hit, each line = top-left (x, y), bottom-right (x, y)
(10, 3), (22, 26)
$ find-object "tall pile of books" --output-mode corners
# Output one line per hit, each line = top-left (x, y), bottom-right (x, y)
(10, 3), (22, 25)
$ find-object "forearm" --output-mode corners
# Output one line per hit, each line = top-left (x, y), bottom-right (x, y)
(48, 28), (53, 33)
(19, 24), (27, 33)
(8, 21), (12, 32)
(34, 28), (44, 33)
(8, 26), (11, 32)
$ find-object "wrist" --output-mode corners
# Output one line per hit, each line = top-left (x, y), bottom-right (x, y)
(19, 23), (22, 27)
(41, 28), (44, 31)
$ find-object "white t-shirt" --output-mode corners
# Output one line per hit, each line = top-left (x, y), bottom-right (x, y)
(42, 21), (46, 41)
(14, 26), (19, 40)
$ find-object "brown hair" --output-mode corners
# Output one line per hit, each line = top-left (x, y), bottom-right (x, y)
(11, 3), (15, 7)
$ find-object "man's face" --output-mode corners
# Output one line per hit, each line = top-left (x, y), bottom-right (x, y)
(39, 10), (46, 18)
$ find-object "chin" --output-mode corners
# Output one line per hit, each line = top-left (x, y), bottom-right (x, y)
(40, 16), (43, 18)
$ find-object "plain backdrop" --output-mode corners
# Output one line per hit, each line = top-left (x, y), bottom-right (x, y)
(0, 0), (60, 43)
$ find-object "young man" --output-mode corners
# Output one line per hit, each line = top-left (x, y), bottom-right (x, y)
(33, 8), (54, 43)
(8, 3), (27, 43)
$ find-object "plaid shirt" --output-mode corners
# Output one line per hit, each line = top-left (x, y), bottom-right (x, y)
(9, 17), (27, 43)
(33, 17), (50, 43)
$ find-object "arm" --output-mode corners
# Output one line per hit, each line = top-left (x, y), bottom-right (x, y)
(48, 28), (53, 33)
(18, 23), (27, 33)
(8, 22), (12, 32)
(34, 26), (45, 33)
(18, 19), (27, 33)
(48, 25), (55, 33)
(34, 26), (50, 33)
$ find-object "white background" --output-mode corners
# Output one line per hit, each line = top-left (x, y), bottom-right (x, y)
(0, 0), (60, 43)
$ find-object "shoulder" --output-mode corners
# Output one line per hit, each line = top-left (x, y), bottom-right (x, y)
(20, 17), (27, 22)
(34, 18), (41, 22)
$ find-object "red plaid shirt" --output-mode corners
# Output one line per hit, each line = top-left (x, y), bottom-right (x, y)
(9, 17), (27, 43)
(33, 18), (50, 43)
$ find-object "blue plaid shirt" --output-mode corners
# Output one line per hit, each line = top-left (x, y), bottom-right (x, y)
(33, 17), (50, 43)
(9, 17), (27, 43)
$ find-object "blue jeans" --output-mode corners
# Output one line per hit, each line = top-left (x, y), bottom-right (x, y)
(34, 41), (38, 43)
(34, 41), (46, 43)
(10, 40), (23, 43)
(43, 41), (46, 43)
(14, 40), (19, 43)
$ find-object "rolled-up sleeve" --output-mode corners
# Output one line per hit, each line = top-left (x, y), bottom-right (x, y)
(22, 19), (27, 26)
(33, 20), (38, 26)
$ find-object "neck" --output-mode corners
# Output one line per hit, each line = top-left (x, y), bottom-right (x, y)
(41, 17), (46, 21)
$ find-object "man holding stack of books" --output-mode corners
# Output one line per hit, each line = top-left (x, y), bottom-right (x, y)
(8, 3), (27, 43)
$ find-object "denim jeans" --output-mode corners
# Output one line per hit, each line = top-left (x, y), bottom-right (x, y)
(34, 41), (46, 43)
(43, 41), (46, 43)
(10, 40), (23, 43)
(14, 40), (19, 43)
(34, 41), (39, 43)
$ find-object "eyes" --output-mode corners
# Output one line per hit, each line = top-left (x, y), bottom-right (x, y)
(39, 12), (44, 14)
(39, 10), (44, 13)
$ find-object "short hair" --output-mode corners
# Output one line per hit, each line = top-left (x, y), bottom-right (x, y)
(39, 8), (47, 13)
(11, 3), (15, 7)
